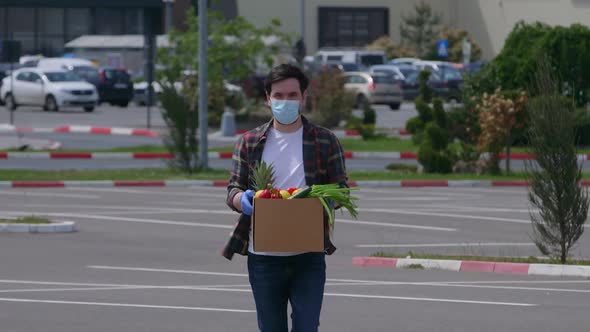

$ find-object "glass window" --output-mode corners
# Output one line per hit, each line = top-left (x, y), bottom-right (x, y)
(66, 9), (90, 41)
(95, 9), (124, 35)
(372, 75), (395, 84)
(44, 71), (82, 82)
(38, 37), (65, 57)
(125, 9), (144, 34)
(319, 7), (388, 48)
(16, 72), (30, 81)
(7, 8), (35, 54)
(0, 8), (5, 37)
(28, 72), (41, 82)
(38, 8), (64, 35)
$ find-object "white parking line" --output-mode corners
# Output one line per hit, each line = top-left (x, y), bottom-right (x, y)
(356, 242), (535, 248)
(0, 191), (100, 199)
(338, 219), (456, 232)
(66, 187), (226, 198)
(1, 212), (233, 229)
(0, 297), (255, 313)
(322, 292), (535, 306)
(359, 208), (531, 224)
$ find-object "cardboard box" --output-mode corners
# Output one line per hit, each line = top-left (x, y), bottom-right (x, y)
(252, 198), (324, 252)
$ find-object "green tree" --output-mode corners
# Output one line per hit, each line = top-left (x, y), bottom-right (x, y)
(425, 26), (482, 62)
(158, 9), (291, 126)
(366, 36), (417, 59)
(400, 1), (442, 58)
(526, 58), (589, 264)
(476, 21), (590, 107)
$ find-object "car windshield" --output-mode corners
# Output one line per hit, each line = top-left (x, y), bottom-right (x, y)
(72, 66), (100, 82)
(398, 67), (417, 78)
(371, 75), (395, 84)
(44, 71), (82, 82)
(439, 67), (463, 80)
(360, 55), (385, 67)
(340, 63), (358, 72)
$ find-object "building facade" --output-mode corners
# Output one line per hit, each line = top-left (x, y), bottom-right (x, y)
(0, 0), (163, 57)
(234, 0), (590, 59)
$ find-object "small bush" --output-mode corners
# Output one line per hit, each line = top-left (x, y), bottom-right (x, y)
(418, 143), (453, 173)
(415, 96), (433, 123)
(424, 123), (448, 151)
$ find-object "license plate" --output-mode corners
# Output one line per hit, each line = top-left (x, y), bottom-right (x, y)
(114, 83), (128, 89)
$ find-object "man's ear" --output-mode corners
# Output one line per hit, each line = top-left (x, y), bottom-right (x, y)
(266, 94), (271, 107)
(301, 90), (308, 109)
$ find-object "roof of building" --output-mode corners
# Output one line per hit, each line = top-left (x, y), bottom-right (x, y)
(65, 35), (170, 49)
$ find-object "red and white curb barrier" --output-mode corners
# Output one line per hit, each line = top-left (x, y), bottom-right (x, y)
(0, 125), (159, 138)
(352, 257), (590, 278)
(0, 180), (576, 188)
(5, 151), (586, 160)
(0, 219), (76, 233)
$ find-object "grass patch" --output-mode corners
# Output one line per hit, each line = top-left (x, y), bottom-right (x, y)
(372, 251), (590, 266)
(0, 216), (51, 224)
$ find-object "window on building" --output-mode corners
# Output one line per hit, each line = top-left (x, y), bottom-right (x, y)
(125, 9), (144, 34)
(95, 9), (124, 35)
(318, 7), (388, 48)
(38, 8), (65, 56)
(0, 8), (5, 38)
(7, 8), (36, 55)
(66, 9), (90, 42)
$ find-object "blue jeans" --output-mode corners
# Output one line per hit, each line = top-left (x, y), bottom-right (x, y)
(247, 252), (326, 332)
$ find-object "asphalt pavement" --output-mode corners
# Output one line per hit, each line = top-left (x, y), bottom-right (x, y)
(1, 186), (589, 331)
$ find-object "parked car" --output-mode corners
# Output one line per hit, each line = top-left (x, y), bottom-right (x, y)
(343, 71), (403, 110)
(37, 58), (133, 107)
(388, 57), (420, 66)
(133, 80), (243, 106)
(0, 68), (97, 112)
(401, 67), (464, 101)
(314, 49), (386, 71)
(369, 65), (406, 81)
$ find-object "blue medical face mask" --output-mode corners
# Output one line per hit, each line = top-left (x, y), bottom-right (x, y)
(270, 99), (301, 125)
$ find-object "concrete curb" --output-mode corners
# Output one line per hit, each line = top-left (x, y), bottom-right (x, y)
(0, 219), (76, 233)
(3, 151), (588, 161)
(0, 125), (160, 138)
(0, 179), (536, 188)
(353, 256), (590, 278)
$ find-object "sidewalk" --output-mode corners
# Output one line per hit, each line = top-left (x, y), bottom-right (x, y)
(353, 256), (590, 278)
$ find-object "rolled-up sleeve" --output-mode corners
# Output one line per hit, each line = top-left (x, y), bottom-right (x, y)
(226, 135), (249, 212)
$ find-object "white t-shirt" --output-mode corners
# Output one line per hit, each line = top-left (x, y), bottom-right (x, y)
(248, 126), (306, 256)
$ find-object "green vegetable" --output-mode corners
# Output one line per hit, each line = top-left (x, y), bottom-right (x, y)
(288, 186), (313, 199)
(300, 184), (360, 231)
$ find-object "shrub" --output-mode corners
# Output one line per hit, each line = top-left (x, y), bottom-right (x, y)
(418, 143), (453, 173)
(309, 68), (354, 128)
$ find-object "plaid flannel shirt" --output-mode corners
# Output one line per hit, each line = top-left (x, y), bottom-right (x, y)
(222, 116), (348, 260)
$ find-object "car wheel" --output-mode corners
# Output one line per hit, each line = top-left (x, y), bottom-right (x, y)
(355, 94), (368, 109)
(5, 93), (17, 110)
(45, 95), (59, 112)
(389, 102), (401, 110)
(83, 106), (95, 112)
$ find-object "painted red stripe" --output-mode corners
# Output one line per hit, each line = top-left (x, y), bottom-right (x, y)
(12, 181), (65, 188)
(499, 152), (534, 160)
(343, 151), (353, 159)
(587, 154), (590, 161)
(114, 181), (166, 187)
(399, 151), (417, 159)
(50, 152), (92, 159)
(131, 129), (159, 137)
(348, 180), (358, 187)
(352, 257), (397, 267)
(236, 129), (248, 134)
(90, 127), (112, 135)
(399, 129), (409, 135)
(492, 180), (528, 187)
(132, 152), (173, 159)
(402, 180), (448, 187)
(218, 152), (233, 159)
(582, 180), (590, 186)
(53, 126), (70, 133)
(460, 261), (495, 273)
(494, 262), (530, 275)
(345, 129), (360, 136)
(16, 127), (33, 133)
(213, 180), (228, 187)
(0, 152), (7, 159)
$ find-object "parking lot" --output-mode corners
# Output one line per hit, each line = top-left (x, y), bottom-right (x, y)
(1, 186), (589, 331)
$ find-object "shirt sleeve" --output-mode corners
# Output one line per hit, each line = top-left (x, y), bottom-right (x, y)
(226, 135), (249, 212)
(327, 132), (349, 188)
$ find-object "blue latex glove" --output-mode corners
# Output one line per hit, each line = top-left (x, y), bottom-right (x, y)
(240, 190), (255, 216)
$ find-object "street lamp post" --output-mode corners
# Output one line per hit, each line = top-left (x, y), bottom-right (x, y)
(197, 0), (208, 169)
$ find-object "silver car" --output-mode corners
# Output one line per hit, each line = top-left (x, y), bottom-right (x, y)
(343, 72), (403, 110)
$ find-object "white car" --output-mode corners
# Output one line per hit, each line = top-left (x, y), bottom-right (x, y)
(0, 68), (98, 112)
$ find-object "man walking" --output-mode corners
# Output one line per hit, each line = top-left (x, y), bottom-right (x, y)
(225, 63), (349, 331)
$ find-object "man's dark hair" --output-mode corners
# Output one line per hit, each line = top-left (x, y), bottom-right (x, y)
(264, 63), (309, 95)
